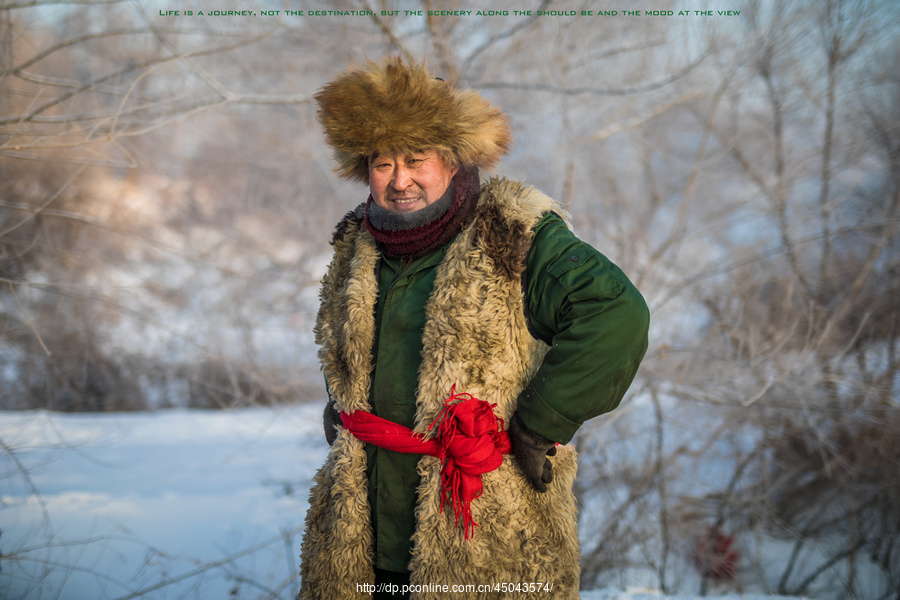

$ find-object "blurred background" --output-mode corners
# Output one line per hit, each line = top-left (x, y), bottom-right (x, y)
(1, 0), (899, 598)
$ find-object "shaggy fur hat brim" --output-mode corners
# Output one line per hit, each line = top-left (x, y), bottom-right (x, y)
(315, 57), (511, 183)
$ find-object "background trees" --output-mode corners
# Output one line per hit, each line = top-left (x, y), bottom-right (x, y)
(2, 0), (897, 597)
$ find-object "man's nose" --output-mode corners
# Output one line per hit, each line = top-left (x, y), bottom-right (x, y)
(392, 164), (413, 189)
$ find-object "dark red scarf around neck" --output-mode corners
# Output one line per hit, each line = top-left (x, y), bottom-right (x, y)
(364, 166), (480, 260)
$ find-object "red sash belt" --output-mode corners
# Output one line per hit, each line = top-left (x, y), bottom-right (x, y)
(340, 385), (511, 540)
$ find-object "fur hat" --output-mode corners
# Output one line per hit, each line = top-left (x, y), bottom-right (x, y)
(314, 57), (511, 183)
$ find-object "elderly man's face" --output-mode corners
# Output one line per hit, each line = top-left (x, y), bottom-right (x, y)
(368, 150), (458, 213)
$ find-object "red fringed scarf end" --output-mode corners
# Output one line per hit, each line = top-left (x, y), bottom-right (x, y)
(340, 384), (511, 540)
(427, 385), (512, 539)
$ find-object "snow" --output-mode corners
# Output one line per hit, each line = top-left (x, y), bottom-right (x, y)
(0, 407), (801, 600)
(1, 406), (322, 600)
(581, 593), (800, 600)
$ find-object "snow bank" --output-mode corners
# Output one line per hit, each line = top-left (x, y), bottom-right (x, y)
(0, 407), (802, 600)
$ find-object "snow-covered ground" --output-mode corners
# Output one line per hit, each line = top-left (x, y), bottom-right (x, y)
(0, 407), (800, 600)
(1, 406), (320, 599)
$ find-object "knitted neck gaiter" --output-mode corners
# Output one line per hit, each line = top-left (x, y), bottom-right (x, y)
(364, 165), (480, 260)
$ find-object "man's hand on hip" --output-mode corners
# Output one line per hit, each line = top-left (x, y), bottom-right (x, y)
(509, 411), (557, 493)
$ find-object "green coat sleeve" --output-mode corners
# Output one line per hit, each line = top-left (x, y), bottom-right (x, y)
(517, 212), (650, 443)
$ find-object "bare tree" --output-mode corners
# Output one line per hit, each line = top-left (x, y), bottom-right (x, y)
(600, 0), (900, 597)
(3, 0), (898, 598)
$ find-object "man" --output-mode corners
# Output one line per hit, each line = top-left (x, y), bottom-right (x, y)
(299, 57), (649, 600)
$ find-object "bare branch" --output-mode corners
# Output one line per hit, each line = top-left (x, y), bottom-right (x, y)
(476, 49), (709, 96)
(1, 0), (125, 11)
(0, 161), (88, 237)
(460, 0), (551, 73)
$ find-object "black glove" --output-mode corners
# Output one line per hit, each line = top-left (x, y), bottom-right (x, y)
(323, 397), (341, 446)
(509, 411), (557, 493)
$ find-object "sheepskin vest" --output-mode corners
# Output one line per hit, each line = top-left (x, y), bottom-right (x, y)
(300, 178), (580, 600)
